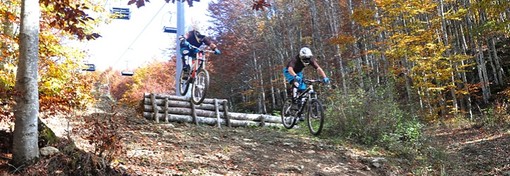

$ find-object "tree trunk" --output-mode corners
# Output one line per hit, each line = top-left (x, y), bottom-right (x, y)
(12, 0), (40, 166)
(489, 37), (504, 86)
(348, 0), (364, 89)
(476, 40), (490, 103)
(253, 52), (267, 114)
(268, 58), (276, 111)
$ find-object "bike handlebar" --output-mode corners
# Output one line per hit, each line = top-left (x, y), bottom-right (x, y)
(304, 79), (337, 89)
(304, 79), (326, 84)
(180, 36), (216, 53)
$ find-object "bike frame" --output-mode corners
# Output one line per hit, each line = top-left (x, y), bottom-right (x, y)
(190, 52), (206, 82)
(294, 80), (319, 114)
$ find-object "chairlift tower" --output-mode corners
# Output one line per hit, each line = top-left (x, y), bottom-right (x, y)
(161, 1), (185, 96)
(175, 1), (185, 96)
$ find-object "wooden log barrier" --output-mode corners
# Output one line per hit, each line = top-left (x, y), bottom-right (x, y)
(142, 93), (283, 128)
(143, 93), (227, 105)
(143, 99), (222, 111)
(143, 106), (280, 123)
(143, 112), (283, 128)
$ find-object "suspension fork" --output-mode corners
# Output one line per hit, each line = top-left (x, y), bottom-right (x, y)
(196, 52), (205, 74)
(191, 52), (205, 79)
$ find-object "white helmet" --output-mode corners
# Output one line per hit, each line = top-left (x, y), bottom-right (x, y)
(299, 47), (313, 65)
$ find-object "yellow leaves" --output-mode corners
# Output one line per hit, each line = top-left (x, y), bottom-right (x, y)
(328, 34), (356, 48)
(256, 20), (266, 33)
(2, 63), (17, 72)
(0, 63), (17, 89)
(444, 8), (467, 21)
(427, 87), (446, 92)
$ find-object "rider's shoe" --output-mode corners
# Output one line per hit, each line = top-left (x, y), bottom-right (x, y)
(298, 114), (305, 121)
(182, 74), (189, 81)
(292, 97), (301, 106)
(182, 65), (190, 80)
(183, 64), (190, 71)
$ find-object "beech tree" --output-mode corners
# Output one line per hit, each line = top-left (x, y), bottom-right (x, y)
(12, 0), (41, 166)
(9, 0), (100, 167)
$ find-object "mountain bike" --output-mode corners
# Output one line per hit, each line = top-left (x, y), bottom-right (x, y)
(178, 45), (213, 105)
(281, 79), (330, 136)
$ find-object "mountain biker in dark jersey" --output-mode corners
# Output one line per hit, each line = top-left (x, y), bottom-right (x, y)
(179, 29), (221, 74)
(283, 47), (330, 97)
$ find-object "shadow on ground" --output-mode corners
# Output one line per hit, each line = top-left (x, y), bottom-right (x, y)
(432, 126), (510, 175)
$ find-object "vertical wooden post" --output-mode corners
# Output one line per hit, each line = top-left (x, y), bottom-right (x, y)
(258, 115), (266, 127)
(222, 100), (230, 127)
(164, 97), (169, 123)
(151, 93), (158, 123)
(214, 98), (221, 128)
(191, 101), (198, 125)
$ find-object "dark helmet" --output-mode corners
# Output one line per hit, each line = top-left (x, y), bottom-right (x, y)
(191, 30), (205, 42)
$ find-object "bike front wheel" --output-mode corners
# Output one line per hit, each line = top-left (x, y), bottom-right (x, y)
(191, 69), (210, 105)
(281, 99), (297, 129)
(179, 70), (190, 96)
(307, 99), (325, 136)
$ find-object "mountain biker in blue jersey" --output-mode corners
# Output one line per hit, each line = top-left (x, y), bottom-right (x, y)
(283, 47), (330, 99)
(179, 29), (221, 76)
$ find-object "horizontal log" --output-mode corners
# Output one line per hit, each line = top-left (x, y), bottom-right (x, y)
(144, 107), (215, 118)
(143, 99), (223, 111)
(143, 109), (281, 123)
(143, 93), (227, 104)
(143, 113), (283, 128)
(227, 112), (281, 123)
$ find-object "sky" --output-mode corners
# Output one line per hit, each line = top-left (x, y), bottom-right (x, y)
(83, 0), (213, 71)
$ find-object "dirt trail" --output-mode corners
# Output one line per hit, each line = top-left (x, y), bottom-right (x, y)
(101, 113), (387, 175)
(4, 100), (508, 175)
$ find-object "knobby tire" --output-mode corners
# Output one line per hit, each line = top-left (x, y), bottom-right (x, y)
(307, 99), (324, 136)
(179, 70), (190, 96)
(281, 99), (297, 129)
(191, 69), (209, 105)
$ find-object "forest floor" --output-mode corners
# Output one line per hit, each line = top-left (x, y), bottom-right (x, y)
(0, 99), (509, 175)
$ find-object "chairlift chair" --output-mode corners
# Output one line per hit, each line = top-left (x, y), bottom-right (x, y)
(121, 71), (134, 76)
(82, 64), (96, 72)
(110, 7), (131, 20)
(163, 26), (177, 33)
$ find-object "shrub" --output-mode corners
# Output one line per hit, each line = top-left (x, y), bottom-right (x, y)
(324, 81), (425, 153)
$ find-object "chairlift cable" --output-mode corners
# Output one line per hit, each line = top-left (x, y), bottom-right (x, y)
(112, 2), (168, 67)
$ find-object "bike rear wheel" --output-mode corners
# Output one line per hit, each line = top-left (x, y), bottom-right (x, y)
(281, 99), (297, 129)
(191, 69), (210, 105)
(307, 99), (324, 136)
(179, 69), (190, 96)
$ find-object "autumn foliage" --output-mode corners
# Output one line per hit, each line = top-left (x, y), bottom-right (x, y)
(0, 0), (103, 124)
(105, 61), (176, 106)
